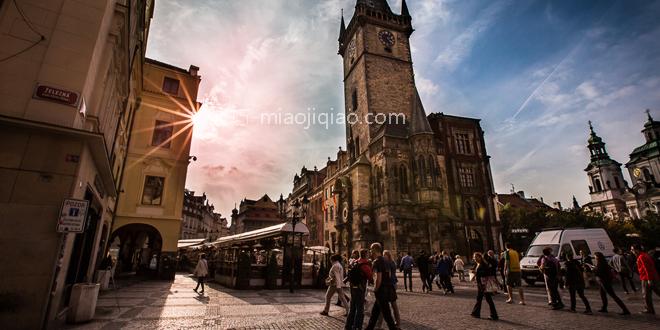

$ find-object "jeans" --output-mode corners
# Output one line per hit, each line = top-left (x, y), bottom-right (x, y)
(439, 274), (454, 293)
(324, 286), (349, 314)
(194, 276), (205, 292)
(345, 287), (365, 330)
(419, 271), (429, 292)
(620, 272), (637, 293)
(598, 280), (629, 313)
(545, 275), (563, 307)
(641, 280), (660, 314)
(472, 288), (498, 318)
(568, 286), (591, 311)
(402, 269), (413, 291)
(365, 288), (397, 330)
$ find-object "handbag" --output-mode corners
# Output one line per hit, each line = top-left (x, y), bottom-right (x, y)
(481, 276), (499, 293)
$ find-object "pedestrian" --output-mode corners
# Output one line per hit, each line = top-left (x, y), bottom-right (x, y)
(416, 250), (430, 293)
(345, 249), (372, 330)
(429, 252), (440, 291)
(470, 252), (499, 321)
(485, 250), (501, 290)
(454, 255), (465, 282)
(321, 254), (349, 316)
(562, 251), (592, 314)
(497, 251), (506, 290)
(611, 248), (636, 294)
(593, 252), (630, 315)
(435, 251), (454, 294)
(631, 244), (660, 314)
(365, 243), (399, 330)
(193, 253), (208, 294)
(539, 247), (564, 310)
(400, 251), (414, 292)
(375, 250), (401, 328)
(503, 243), (525, 305)
(580, 250), (594, 288)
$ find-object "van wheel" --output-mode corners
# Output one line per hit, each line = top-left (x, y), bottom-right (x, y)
(524, 279), (536, 286)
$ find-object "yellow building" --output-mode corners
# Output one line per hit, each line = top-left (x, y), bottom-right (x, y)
(110, 58), (200, 279)
(0, 0), (153, 328)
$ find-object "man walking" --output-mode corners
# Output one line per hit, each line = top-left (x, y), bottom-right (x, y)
(416, 250), (430, 292)
(321, 254), (349, 316)
(193, 253), (208, 295)
(632, 244), (660, 314)
(504, 243), (525, 305)
(399, 251), (414, 292)
(365, 243), (399, 330)
(345, 249), (372, 330)
(611, 248), (636, 294)
(436, 251), (454, 294)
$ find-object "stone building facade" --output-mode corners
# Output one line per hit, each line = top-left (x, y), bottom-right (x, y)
(180, 190), (228, 240)
(230, 194), (284, 234)
(287, 0), (500, 257)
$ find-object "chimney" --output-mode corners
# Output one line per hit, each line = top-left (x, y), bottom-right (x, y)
(516, 191), (525, 199)
(188, 65), (199, 77)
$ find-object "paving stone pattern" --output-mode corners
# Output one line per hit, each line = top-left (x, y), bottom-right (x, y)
(65, 273), (659, 329)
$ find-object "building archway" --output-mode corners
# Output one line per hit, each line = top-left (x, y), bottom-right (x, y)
(109, 223), (163, 276)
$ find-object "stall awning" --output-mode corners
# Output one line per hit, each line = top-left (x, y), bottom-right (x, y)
(177, 238), (207, 248)
(211, 222), (309, 247)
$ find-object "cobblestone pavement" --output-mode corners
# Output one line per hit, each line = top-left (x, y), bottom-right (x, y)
(65, 273), (659, 330)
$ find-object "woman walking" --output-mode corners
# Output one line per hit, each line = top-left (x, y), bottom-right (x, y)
(470, 252), (498, 321)
(563, 251), (592, 314)
(193, 253), (208, 294)
(376, 250), (401, 328)
(593, 252), (630, 315)
(321, 254), (349, 316)
(454, 255), (465, 282)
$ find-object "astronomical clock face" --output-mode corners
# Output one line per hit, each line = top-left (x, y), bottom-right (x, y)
(633, 168), (642, 178)
(347, 38), (356, 59)
(378, 30), (395, 48)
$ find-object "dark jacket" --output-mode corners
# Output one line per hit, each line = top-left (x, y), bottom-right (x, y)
(416, 254), (429, 273)
(564, 259), (585, 289)
(594, 259), (613, 284)
(484, 255), (498, 277)
(435, 256), (452, 276)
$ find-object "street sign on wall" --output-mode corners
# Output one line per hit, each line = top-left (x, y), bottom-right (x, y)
(57, 199), (89, 233)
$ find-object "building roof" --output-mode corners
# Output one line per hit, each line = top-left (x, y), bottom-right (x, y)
(212, 222), (309, 247)
(628, 140), (660, 165)
(410, 89), (433, 136)
(497, 193), (552, 210)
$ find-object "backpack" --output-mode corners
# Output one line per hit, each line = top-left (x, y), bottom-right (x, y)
(348, 261), (366, 286)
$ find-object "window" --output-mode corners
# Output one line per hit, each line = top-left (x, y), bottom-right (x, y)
(355, 137), (360, 156)
(592, 176), (602, 192)
(151, 120), (173, 148)
(399, 165), (408, 194)
(459, 167), (474, 188)
(351, 88), (358, 112)
(142, 175), (164, 205)
(571, 240), (591, 256)
(380, 220), (388, 232)
(162, 77), (180, 94)
(455, 133), (472, 154)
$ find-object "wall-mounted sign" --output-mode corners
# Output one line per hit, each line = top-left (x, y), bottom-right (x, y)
(33, 84), (80, 107)
(56, 199), (89, 233)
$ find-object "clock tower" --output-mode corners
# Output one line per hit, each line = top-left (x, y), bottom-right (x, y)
(338, 0), (416, 159)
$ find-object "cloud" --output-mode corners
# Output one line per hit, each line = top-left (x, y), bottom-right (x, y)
(433, 1), (510, 71)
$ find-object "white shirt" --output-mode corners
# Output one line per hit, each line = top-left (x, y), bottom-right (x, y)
(194, 259), (208, 277)
(454, 258), (465, 271)
(329, 261), (344, 289)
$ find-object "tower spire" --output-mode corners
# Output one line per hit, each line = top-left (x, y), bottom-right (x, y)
(401, 0), (410, 17)
(338, 9), (346, 42)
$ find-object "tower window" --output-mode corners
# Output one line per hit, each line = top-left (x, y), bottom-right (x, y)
(592, 176), (603, 192)
(459, 167), (474, 188)
(152, 120), (173, 148)
(455, 133), (472, 154)
(351, 88), (358, 112)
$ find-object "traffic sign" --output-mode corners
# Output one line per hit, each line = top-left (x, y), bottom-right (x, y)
(57, 199), (89, 233)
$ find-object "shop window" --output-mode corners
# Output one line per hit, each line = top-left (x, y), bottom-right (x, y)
(151, 120), (173, 148)
(162, 77), (180, 95)
(142, 175), (165, 205)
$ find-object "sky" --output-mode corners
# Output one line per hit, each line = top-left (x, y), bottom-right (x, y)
(145, 0), (660, 218)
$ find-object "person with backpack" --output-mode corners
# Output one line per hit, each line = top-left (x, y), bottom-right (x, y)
(321, 254), (349, 316)
(345, 249), (372, 330)
(540, 247), (564, 310)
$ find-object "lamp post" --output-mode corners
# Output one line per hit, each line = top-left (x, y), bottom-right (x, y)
(289, 195), (309, 293)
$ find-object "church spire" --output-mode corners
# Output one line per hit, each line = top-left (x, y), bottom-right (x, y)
(338, 9), (346, 43)
(572, 195), (580, 210)
(401, 0), (410, 17)
(587, 121), (609, 162)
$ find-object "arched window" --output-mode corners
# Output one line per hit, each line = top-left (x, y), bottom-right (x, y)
(351, 88), (358, 112)
(614, 176), (621, 189)
(428, 155), (436, 186)
(393, 166), (399, 193)
(593, 177), (602, 192)
(418, 156), (425, 187)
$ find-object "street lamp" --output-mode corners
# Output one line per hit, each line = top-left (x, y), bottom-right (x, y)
(289, 195), (309, 293)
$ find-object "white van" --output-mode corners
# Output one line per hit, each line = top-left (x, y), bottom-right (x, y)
(519, 228), (615, 285)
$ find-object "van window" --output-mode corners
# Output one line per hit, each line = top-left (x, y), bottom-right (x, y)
(571, 240), (591, 255)
(560, 244), (573, 259)
(526, 245), (559, 257)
